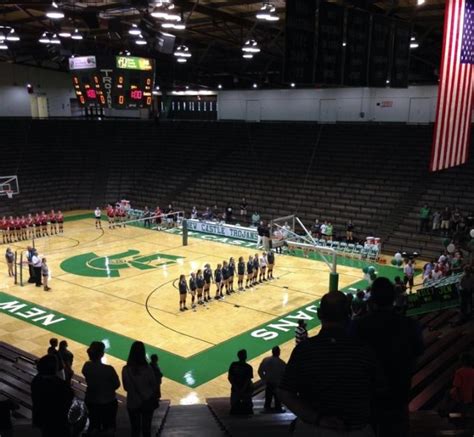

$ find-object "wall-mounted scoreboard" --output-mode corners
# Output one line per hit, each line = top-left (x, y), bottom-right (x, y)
(69, 55), (155, 109)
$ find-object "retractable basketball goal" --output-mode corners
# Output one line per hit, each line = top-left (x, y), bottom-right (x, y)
(271, 214), (339, 292)
(0, 175), (19, 198)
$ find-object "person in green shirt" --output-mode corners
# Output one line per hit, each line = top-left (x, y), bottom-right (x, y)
(326, 223), (333, 241)
(419, 204), (431, 233)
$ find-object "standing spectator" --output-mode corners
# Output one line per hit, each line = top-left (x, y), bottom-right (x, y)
(31, 249), (42, 287)
(279, 291), (377, 436)
(240, 198), (248, 221)
(228, 349), (253, 415)
(351, 277), (424, 437)
(432, 210), (441, 233)
(450, 352), (474, 415)
(143, 206), (151, 228)
(346, 220), (354, 242)
(295, 319), (308, 345)
(451, 208), (462, 232)
(31, 355), (74, 437)
(312, 219), (321, 239)
(5, 247), (14, 277)
(225, 204), (233, 224)
(394, 276), (408, 314)
(251, 211), (260, 227)
(58, 340), (74, 385)
(0, 395), (19, 437)
(82, 341), (120, 436)
(441, 206), (452, 236)
(419, 204), (431, 233)
(460, 266), (473, 321)
(190, 206), (198, 220)
(47, 338), (65, 380)
(149, 354), (163, 404)
(41, 258), (50, 291)
(122, 341), (159, 437)
(403, 260), (415, 293)
(256, 221), (265, 249)
(326, 222), (333, 242)
(320, 221), (328, 241)
(257, 346), (286, 413)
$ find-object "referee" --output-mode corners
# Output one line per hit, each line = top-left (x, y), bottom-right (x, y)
(31, 250), (43, 287)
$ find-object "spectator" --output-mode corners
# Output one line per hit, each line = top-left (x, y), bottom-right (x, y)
(432, 210), (441, 233)
(149, 354), (163, 403)
(31, 354), (74, 437)
(228, 349), (253, 415)
(279, 291), (377, 436)
(190, 206), (198, 220)
(326, 222), (333, 241)
(295, 319), (308, 345)
(403, 260), (415, 293)
(47, 338), (65, 380)
(351, 277), (424, 437)
(393, 276), (408, 314)
(202, 207), (212, 221)
(0, 395), (19, 437)
(419, 204), (431, 233)
(351, 290), (368, 319)
(257, 346), (286, 413)
(450, 352), (474, 415)
(5, 247), (14, 278)
(58, 340), (74, 384)
(320, 221), (328, 241)
(312, 219), (321, 238)
(460, 266), (473, 320)
(225, 204), (233, 224)
(256, 221), (265, 248)
(240, 198), (248, 220)
(451, 208), (462, 232)
(251, 211), (260, 227)
(122, 341), (159, 437)
(441, 206), (451, 236)
(82, 341), (121, 435)
(346, 220), (354, 242)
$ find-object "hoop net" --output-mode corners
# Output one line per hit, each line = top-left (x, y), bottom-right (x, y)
(5, 190), (13, 199)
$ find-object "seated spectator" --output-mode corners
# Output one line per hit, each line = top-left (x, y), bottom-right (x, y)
(150, 354), (163, 403)
(257, 346), (286, 413)
(351, 277), (424, 437)
(251, 211), (260, 227)
(31, 354), (74, 437)
(450, 352), (474, 415)
(82, 341), (121, 436)
(279, 291), (377, 436)
(0, 395), (19, 437)
(228, 349), (253, 415)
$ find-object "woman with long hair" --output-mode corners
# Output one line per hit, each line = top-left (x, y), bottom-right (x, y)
(122, 341), (158, 437)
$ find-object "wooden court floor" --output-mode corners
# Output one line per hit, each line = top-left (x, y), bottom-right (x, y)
(0, 211), (388, 404)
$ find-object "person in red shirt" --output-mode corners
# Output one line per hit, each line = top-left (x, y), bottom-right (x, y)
(107, 206), (115, 229)
(20, 216), (27, 240)
(1, 216), (7, 244)
(34, 213), (41, 238)
(56, 210), (64, 233)
(26, 214), (34, 239)
(49, 210), (57, 235)
(450, 353), (474, 409)
(7, 216), (15, 242)
(155, 206), (162, 228)
(40, 211), (48, 237)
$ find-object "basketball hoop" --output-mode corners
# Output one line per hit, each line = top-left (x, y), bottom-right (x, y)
(6, 190), (13, 199)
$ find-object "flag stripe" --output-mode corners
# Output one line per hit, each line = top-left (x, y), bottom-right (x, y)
(431, 0), (473, 172)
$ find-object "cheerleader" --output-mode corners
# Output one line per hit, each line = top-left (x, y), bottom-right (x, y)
(26, 214), (34, 239)
(259, 252), (268, 282)
(40, 211), (48, 237)
(178, 274), (189, 312)
(246, 255), (254, 288)
(56, 210), (64, 233)
(228, 257), (236, 293)
(267, 250), (275, 279)
(214, 263), (223, 300)
(196, 269), (205, 305)
(203, 264), (212, 302)
(34, 213), (41, 238)
(49, 210), (57, 235)
(237, 257), (245, 291)
(189, 272), (197, 309)
(252, 254), (259, 286)
(222, 261), (230, 295)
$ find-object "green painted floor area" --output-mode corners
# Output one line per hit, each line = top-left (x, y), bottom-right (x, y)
(0, 213), (445, 388)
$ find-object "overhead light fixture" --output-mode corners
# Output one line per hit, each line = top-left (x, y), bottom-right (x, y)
(58, 30), (71, 38)
(71, 28), (83, 40)
(129, 24), (141, 36)
(218, 84), (223, 89)
(161, 22), (186, 30)
(417, 0), (425, 5)
(6, 28), (20, 42)
(243, 53), (254, 59)
(386, 79), (390, 84)
(151, 1), (181, 21)
(253, 83), (258, 88)
(155, 85), (160, 90)
(0, 43), (8, 50)
(290, 82), (295, 88)
(256, 2), (279, 21)
(410, 36), (419, 49)
(242, 39), (260, 54)
(174, 44), (191, 58)
(50, 33), (61, 44)
(177, 57), (187, 63)
(39, 31), (50, 44)
(135, 34), (147, 45)
(46, 1), (65, 19)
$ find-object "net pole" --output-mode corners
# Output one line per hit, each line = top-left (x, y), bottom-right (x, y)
(182, 219), (188, 246)
(14, 251), (17, 285)
(20, 251), (24, 286)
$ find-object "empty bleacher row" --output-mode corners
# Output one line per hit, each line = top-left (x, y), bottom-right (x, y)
(0, 119), (472, 260)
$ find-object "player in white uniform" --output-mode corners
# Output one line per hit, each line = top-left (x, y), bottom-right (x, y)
(259, 252), (268, 282)
(94, 207), (102, 229)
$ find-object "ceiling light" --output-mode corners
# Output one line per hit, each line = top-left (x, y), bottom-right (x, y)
(162, 22), (185, 30)
(417, 0), (425, 5)
(386, 79), (390, 84)
(71, 28), (83, 40)
(6, 28), (20, 42)
(155, 85), (160, 90)
(58, 30), (71, 38)
(218, 84), (222, 89)
(39, 32), (50, 44)
(129, 24), (141, 36)
(242, 39), (260, 53)
(135, 34), (147, 45)
(256, 2), (279, 21)
(177, 57), (187, 63)
(0, 43), (8, 50)
(50, 34), (61, 44)
(174, 44), (191, 58)
(290, 82), (295, 88)
(46, 2), (65, 19)
(243, 53), (254, 59)
(0, 31), (4, 42)
(151, 1), (181, 21)
(410, 42), (419, 49)
(253, 83), (258, 88)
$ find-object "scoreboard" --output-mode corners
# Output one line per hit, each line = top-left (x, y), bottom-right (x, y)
(69, 55), (155, 109)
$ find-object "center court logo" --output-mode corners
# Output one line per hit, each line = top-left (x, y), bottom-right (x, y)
(60, 249), (184, 278)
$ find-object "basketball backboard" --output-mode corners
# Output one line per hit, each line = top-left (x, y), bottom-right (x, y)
(0, 175), (20, 197)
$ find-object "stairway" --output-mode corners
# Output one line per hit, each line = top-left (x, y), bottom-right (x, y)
(160, 404), (226, 437)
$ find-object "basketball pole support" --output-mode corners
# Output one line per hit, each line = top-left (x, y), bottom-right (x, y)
(182, 219), (188, 246)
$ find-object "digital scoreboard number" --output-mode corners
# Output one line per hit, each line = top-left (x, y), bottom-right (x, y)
(72, 73), (107, 107)
(113, 56), (154, 109)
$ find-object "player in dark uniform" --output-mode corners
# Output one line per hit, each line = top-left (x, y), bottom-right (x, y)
(189, 272), (197, 309)
(196, 269), (205, 305)
(246, 255), (254, 289)
(178, 274), (189, 312)
(203, 264), (213, 302)
(267, 250), (275, 280)
(222, 261), (230, 295)
(228, 257), (236, 293)
(252, 254), (259, 286)
(214, 263), (223, 300)
(237, 257), (245, 291)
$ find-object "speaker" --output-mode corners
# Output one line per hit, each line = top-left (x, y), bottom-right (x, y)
(155, 32), (176, 54)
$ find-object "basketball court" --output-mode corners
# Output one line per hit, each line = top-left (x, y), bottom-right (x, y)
(0, 210), (405, 404)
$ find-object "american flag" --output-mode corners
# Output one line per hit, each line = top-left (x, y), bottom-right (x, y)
(431, 0), (474, 172)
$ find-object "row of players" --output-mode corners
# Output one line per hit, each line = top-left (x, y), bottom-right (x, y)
(94, 206), (129, 229)
(177, 252), (276, 311)
(1, 210), (64, 244)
